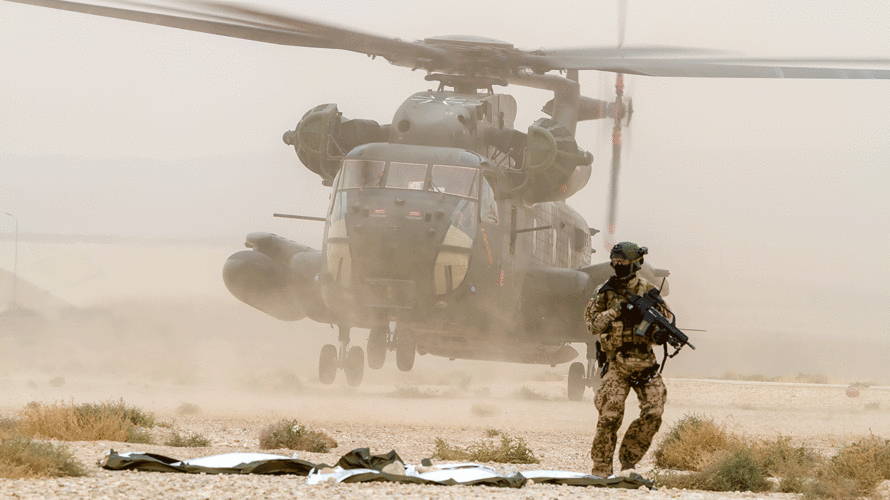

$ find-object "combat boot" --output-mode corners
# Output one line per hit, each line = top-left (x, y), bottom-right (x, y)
(590, 466), (612, 478)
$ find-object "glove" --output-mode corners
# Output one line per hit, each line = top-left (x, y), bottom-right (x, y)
(619, 301), (642, 325)
(592, 307), (620, 332)
(652, 329), (669, 346)
(603, 307), (620, 321)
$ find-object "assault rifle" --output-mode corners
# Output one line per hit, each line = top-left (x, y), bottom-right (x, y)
(624, 287), (695, 358)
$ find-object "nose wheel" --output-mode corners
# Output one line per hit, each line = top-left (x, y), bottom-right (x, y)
(318, 325), (365, 387)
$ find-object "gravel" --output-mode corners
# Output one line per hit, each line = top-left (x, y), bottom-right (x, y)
(3, 378), (890, 499)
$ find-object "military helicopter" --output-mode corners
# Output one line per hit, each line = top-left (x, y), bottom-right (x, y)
(7, 0), (890, 400)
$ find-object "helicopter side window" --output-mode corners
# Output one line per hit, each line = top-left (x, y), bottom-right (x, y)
(480, 172), (498, 224)
(341, 159), (385, 189)
(431, 165), (479, 198)
(386, 162), (428, 190)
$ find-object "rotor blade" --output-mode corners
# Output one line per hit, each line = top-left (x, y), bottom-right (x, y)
(3, 0), (446, 61)
(526, 49), (890, 78)
(617, 0), (627, 49)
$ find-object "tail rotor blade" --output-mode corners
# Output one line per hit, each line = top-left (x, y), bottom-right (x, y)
(617, 0), (628, 49)
(604, 73), (625, 251)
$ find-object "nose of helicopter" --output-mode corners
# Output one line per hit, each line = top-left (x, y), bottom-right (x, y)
(322, 191), (475, 313)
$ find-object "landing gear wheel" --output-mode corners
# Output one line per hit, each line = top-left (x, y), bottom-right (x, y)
(395, 331), (416, 372)
(567, 361), (586, 401)
(367, 327), (387, 370)
(345, 346), (364, 387)
(319, 344), (338, 385)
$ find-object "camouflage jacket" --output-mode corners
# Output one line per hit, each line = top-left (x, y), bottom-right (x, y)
(584, 276), (673, 370)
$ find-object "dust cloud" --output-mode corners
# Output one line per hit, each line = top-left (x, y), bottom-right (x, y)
(1, 238), (887, 426)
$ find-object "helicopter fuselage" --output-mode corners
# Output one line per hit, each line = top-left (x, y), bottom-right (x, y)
(316, 141), (595, 365)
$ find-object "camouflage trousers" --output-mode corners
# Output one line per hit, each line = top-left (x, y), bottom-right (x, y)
(590, 369), (666, 476)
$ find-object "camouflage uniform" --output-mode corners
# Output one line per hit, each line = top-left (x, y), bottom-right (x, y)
(584, 274), (671, 477)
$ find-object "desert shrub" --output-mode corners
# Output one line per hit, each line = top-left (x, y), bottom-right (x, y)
(175, 403), (201, 416)
(258, 420), (337, 452)
(751, 436), (821, 494)
(432, 433), (539, 464)
(164, 431), (211, 448)
(0, 436), (86, 478)
(654, 413), (738, 471)
(484, 428), (501, 437)
(807, 435), (890, 498)
(17, 400), (155, 443)
(709, 447), (771, 492)
(656, 446), (770, 492)
(0, 417), (18, 439)
(470, 402), (498, 417)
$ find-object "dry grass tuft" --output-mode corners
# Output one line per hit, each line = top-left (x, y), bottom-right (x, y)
(657, 447), (770, 492)
(654, 413), (739, 471)
(0, 417), (19, 440)
(17, 400), (156, 443)
(432, 433), (539, 464)
(0, 436), (87, 479)
(655, 415), (890, 498)
(258, 420), (337, 453)
(751, 435), (821, 493)
(164, 431), (211, 448)
(808, 435), (890, 498)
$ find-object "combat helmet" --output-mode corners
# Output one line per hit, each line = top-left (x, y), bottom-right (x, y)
(610, 241), (647, 279)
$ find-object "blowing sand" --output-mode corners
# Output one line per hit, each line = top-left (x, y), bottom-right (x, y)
(2, 241), (890, 498)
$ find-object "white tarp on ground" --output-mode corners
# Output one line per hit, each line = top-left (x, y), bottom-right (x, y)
(102, 449), (653, 489)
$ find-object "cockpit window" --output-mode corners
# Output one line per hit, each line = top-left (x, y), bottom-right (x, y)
(386, 162), (428, 190)
(431, 165), (479, 198)
(341, 159), (385, 189)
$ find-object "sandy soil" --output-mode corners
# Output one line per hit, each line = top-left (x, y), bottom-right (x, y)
(2, 371), (890, 499)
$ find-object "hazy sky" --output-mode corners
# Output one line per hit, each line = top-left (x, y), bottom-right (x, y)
(1, 0), (889, 340)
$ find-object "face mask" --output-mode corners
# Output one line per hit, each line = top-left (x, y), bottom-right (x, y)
(612, 263), (633, 279)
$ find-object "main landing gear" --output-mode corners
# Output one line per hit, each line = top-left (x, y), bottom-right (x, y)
(319, 324), (417, 386)
(318, 325), (364, 387)
(567, 341), (599, 401)
(366, 323), (415, 372)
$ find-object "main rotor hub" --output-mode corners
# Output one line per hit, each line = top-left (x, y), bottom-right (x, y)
(422, 35), (514, 50)
(425, 73), (507, 94)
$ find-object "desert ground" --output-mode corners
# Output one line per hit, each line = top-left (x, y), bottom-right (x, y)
(2, 240), (890, 498)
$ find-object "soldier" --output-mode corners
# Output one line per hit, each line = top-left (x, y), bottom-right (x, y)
(584, 241), (672, 478)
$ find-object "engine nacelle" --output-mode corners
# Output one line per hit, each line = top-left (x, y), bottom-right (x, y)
(223, 233), (331, 322)
(282, 104), (387, 186)
(488, 118), (592, 204)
